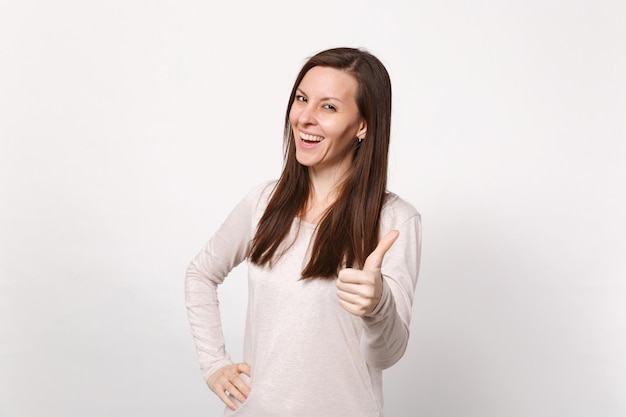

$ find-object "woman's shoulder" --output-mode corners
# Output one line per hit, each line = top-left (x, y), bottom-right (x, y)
(382, 191), (421, 224)
(242, 179), (279, 207)
(227, 180), (277, 223)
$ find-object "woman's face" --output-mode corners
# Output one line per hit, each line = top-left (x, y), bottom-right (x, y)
(289, 66), (367, 176)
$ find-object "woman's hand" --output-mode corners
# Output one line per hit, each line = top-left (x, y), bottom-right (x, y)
(336, 230), (399, 316)
(207, 362), (252, 411)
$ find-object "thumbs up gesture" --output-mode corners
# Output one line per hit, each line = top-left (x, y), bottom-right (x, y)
(336, 230), (399, 317)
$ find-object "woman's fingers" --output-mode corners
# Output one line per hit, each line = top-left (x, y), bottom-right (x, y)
(214, 387), (238, 412)
(237, 362), (252, 377)
(228, 371), (251, 400)
(208, 363), (252, 411)
(336, 268), (379, 316)
(337, 286), (374, 315)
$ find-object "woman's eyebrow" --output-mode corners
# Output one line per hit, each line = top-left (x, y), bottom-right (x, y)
(296, 88), (344, 103)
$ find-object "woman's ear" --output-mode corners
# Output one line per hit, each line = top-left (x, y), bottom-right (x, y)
(357, 120), (367, 140)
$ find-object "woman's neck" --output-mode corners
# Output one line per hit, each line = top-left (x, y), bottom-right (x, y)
(301, 167), (348, 224)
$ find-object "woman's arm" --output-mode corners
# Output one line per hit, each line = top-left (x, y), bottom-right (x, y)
(360, 209), (422, 369)
(184, 185), (265, 382)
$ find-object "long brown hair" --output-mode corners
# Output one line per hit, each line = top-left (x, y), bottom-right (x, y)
(249, 47), (392, 278)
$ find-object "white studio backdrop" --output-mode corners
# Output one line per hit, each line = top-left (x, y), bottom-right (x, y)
(1, 1), (625, 416)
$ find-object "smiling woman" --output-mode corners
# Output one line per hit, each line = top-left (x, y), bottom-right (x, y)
(290, 66), (367, 179)
(185, 47), (422, 417)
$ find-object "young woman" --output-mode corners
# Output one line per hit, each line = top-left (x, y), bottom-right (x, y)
(185, 47), (422, 417)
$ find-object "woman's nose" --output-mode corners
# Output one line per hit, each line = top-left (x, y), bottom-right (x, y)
(297, 104), (316, 125)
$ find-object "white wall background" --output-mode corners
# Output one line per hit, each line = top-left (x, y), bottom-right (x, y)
(1, 1), (624, 416)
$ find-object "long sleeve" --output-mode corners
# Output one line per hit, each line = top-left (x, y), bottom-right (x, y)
(361, 198), (422, 370)
(185, 184), (269, 382)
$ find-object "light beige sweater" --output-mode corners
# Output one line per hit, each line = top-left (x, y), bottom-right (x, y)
(185, 181), (421, 417)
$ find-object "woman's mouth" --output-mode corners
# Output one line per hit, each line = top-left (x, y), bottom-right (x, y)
(300, 132), (324, 145)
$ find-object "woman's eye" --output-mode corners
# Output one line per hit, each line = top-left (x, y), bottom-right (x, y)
(323, 104), (337, 111)
(295, 95), (307, 102)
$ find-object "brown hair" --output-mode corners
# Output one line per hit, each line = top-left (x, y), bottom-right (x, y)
(249, 47), (392, 278)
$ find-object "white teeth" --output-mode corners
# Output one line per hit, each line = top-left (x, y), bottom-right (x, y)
(301, 132), (323, 142)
